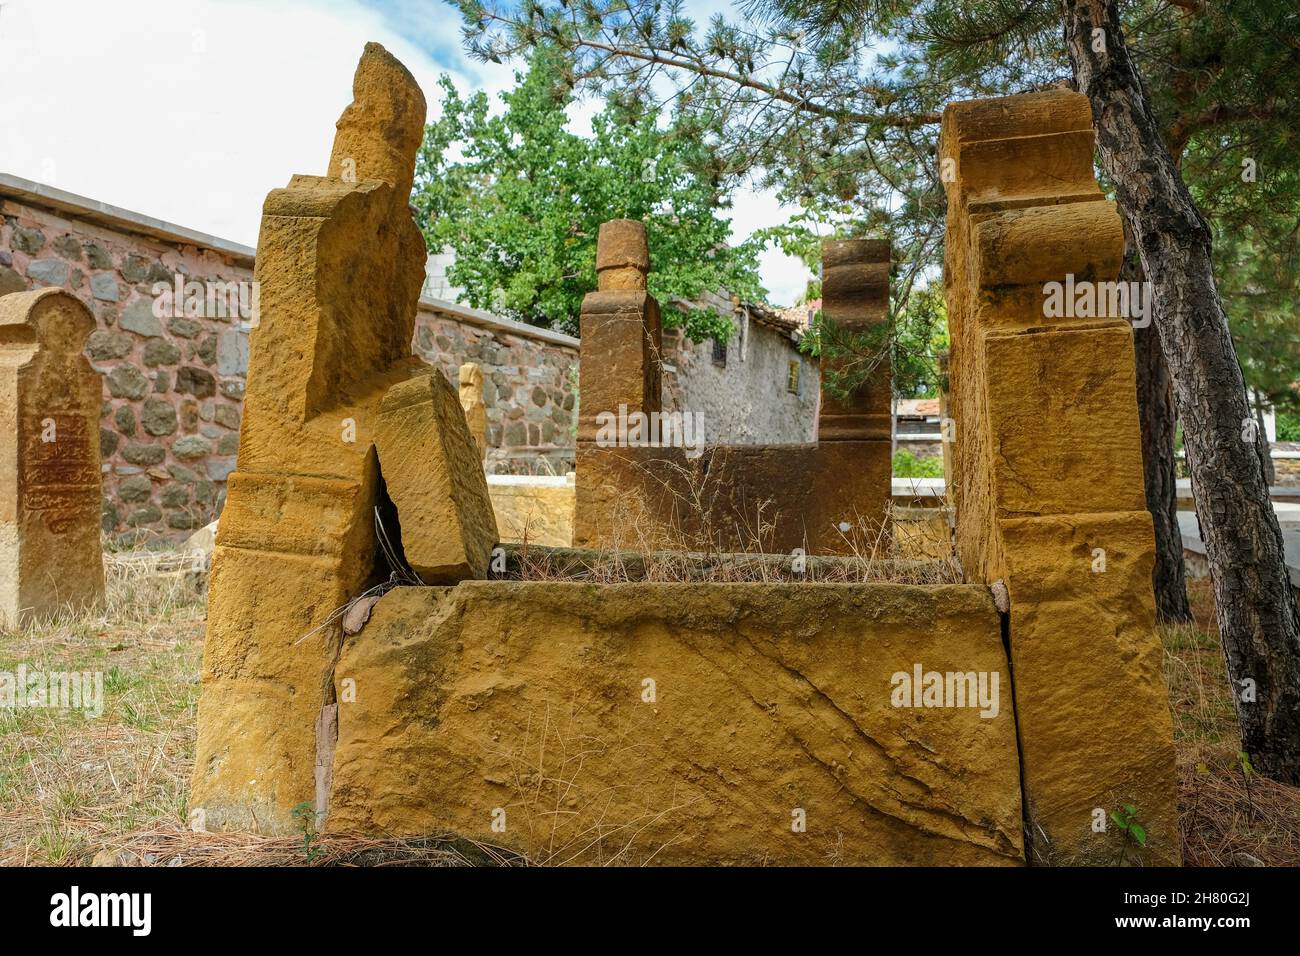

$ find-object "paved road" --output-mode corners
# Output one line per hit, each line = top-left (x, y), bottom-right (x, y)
(1179, 511), (1300, 587)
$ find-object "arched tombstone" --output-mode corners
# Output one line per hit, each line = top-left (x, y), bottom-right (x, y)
(0, 288), (105, 628)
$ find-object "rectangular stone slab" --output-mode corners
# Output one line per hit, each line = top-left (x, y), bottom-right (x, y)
(327, 581), (1025, 866)
(374, 371), (498, 582)
(999, 512), (1180, 865)
(982, 325), (1147, 518)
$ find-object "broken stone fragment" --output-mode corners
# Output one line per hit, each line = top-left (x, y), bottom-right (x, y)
(375, 371), (498, 583)
(327, 41), (427, 200)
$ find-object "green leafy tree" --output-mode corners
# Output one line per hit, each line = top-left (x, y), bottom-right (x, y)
(750, 205), (947, 402)
(453, 1), (1299, 622)
(412, 47), (764, 340)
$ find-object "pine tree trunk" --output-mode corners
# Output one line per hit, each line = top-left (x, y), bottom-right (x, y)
(1062, 0), (1300, 784)
(1129, 243), (1193, 623)
(1253, 390), (1276, 486)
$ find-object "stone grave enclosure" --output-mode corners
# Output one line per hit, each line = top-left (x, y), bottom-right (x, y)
(574, 220), (894, 554)
(188, 45), (1179, 866)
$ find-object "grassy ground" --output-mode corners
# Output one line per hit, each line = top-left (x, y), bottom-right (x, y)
(1, 556), (1297, 865)
(0, 553), (203, 865)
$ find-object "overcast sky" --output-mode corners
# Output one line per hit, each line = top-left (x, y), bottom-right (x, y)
(0, 0), (811, 305)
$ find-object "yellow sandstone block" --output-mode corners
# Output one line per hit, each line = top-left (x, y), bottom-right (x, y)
(971, 200), (1124, 291)
(983, 325), (1147, 518)
(375, 372), (498, 582)
(192, 42), (433, 834)
(999, 512), (1179, 865)
(328, 582), (1025, 866)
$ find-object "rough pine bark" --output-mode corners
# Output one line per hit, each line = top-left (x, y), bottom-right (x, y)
(1252, 390), (1276, 486)
(1062, 0), (1300, 783)
(1125, 241), (1192, 623)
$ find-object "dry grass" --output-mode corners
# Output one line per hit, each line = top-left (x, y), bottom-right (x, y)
(81, 829), (517, 868)
(5, 545), (1300, 866)
(509, 454), (962, 585)
(0, 549), (207, 865)
(1163, 577), (1300, 866)
(505, 541), (964, 585)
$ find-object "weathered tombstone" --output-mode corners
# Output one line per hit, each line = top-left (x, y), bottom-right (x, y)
(817, 239), (892, 443)
(575, 219), (661, 444)
(0, 289), (105, 628)
(191, 43), (495, 834)
(458, 362), (487, 456)
(941, 89), (1179, 865)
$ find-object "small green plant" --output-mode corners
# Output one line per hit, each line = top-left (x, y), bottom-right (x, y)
(1276, 412), (1300, 442)
(1238, 750), (1256, 820)
(1110, 803), (1148, 863)
(290, 802), (323, 864)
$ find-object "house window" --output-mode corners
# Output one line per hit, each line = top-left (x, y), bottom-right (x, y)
(787, 360), (800, 394)
(712, 338), (728, 367)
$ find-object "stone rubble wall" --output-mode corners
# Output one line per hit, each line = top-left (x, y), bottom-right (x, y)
(413, 306), (576, 476)
(661, 290), (819, 446)
(1, 198), (250, 542)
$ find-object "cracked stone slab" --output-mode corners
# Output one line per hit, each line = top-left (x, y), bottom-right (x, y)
(327, 582), (1024, 866)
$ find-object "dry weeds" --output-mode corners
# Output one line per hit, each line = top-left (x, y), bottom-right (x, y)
(3, 545), (1298, 866)
(1163, 578), (1300, 867)
(0, 547), (206, 865)
(506, 453), (962, 585)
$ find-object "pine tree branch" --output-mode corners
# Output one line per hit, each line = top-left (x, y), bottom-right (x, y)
(477, 10), (940, 127)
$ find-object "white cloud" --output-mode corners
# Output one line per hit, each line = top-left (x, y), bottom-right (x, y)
(0, 0), (809, 302)
(0, 0), (496, 246)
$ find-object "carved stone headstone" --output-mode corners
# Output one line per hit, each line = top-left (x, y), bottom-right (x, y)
(0, 289), (104, 628)
(817, 239), (892, 443)
(575, 219), (661, 443)
(941, 89), (1178, 865)
(192, 43), (460, 834)
(458, 362), (487, 456)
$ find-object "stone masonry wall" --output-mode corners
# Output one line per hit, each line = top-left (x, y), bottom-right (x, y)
(2, 180), (822, 542)
(1, 197), (251, 544)
(662, 295), (819, 447)
(0, 185), (586, 542)
(413, 306), (577, 476)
